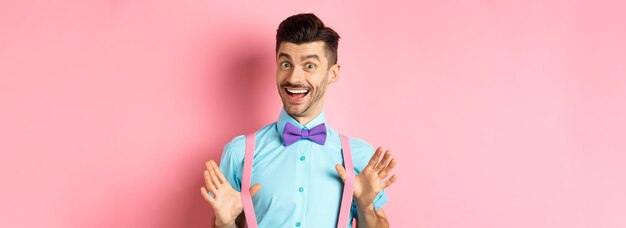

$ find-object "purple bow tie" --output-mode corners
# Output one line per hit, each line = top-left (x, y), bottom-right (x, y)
(282, 122), (327, 146)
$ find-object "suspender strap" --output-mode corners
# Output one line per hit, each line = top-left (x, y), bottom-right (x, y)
(241, 133), (355, 228)
(242, 133), (258, 228)
(337, 134), (355, 228)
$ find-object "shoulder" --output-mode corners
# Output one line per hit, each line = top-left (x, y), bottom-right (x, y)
(348, 137), (375, 153)
(346, 137), (377, 172)
(220, 134), (246, 164)
(221, 122), (278, 161)
(224, 134), (247, 152)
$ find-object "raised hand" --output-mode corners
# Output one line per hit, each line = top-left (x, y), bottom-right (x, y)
(336, 147), (398, 208)
(201, 160), (261, 227)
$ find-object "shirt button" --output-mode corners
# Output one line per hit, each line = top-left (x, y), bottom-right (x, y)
(298, 187), (304, 192)
(295, 221), (301, 227)
(299, 156), (305, 161)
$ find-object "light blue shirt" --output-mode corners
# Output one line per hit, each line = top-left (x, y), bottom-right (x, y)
(220, 109), (388, 228)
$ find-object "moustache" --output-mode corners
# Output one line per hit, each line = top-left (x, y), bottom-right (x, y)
(280, 82), (311, 90)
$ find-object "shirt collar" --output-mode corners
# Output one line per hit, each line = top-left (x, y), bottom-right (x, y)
(277, 108), (327, 137)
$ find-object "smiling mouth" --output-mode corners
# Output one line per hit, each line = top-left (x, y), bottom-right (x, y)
(285, 87), (310, 102)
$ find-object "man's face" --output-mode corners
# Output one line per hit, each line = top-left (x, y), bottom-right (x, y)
(276, 41), (339, 119)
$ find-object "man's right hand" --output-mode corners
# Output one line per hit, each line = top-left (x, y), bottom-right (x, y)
(201, 160), (261, 227)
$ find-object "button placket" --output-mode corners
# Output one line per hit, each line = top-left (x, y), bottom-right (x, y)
(293, 142), (308, 227)
(295, 141), (312, 228)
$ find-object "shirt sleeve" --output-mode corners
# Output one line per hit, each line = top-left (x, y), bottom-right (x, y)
(351, 190), (388, 219)
(218, 135), (246, 192)
(348, 138), (390, 218)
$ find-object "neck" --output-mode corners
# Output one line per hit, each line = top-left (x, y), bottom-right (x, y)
(291, 108), (322, 126)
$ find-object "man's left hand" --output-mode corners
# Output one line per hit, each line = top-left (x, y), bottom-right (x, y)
(336, 146), (398, 208)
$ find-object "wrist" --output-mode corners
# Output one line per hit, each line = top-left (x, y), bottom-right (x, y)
(356, 202), (375, 213)
(215, 221), (237, 228)
(215, 218), (236, 228)
(355, 195), (375, 210)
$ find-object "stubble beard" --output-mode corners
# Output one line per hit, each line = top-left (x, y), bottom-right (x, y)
(281, 74), (329, 118)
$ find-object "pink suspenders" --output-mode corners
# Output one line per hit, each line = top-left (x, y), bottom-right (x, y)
(337, 134), (355, 228)
(241, 133), (258, 227)
(241, 133), (355, 228)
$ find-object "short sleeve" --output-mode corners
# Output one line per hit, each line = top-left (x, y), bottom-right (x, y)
(350, 190), (389, 218)
(348, 137), (390, 218)
(218, 135), (246, 192)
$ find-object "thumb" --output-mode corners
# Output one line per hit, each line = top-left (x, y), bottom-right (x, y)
(335, 164), (346, 181)
(249, 183), (261, 196)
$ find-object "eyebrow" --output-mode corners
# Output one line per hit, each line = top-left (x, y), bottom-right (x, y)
(277, 52), (292, 60)
(301, 55), (320, 62)
(277, 53), (321, 62)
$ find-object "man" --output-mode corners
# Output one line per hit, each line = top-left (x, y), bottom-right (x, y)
(201, 13), (398, 228)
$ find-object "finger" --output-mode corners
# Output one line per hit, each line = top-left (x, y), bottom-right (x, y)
(209, 160), (225, 185)
(204, 170), (218, 193)
(204, 161), (214, 183)
(382, 174), (398, 189)
(210, 160), (228, 184)
(200, 187), (216, 206)
(335, 164), (346, 181)
(250, 183), (262, 196)
(366, 147), (384, 169)
(379, 158), (396, 178)
(375, 150), (392, 172)
(205, 161), (212, 172)
(207, 162), (222, 189)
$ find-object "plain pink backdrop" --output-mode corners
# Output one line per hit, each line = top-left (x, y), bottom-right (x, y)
(1, 0), (625, 227)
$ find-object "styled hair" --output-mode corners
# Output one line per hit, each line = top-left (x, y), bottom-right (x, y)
(276, 13), (341, 65)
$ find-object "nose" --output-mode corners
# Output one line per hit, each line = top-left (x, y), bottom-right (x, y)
(285, 67), (306, 85)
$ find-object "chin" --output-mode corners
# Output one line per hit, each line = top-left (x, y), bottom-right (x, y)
(284, 104), (307, 117)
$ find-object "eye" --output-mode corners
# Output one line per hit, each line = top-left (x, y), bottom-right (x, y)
(304, 63), (316, 70)
(280, 62), (291, 69)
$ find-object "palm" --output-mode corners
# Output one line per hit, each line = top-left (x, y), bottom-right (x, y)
(201, 160), (261, 226)
(210, 181), (243, 225)
(353, 166), (385, 206)
(336, 147), (398, 208)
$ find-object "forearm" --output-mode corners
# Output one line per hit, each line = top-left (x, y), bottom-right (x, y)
(213, 214), (245, 228)
(214, 221), (236, 228)
(356, 204), (388, 228)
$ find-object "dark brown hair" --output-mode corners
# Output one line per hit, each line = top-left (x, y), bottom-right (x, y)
(276, 13), (341, 65)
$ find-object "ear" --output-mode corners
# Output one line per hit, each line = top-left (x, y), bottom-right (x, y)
(328, 64), (340, 84)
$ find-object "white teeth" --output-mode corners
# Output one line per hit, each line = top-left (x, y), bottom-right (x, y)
(286, 88), (308, 94)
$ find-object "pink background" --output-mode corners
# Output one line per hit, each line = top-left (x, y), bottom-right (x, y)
(1, 0), (625, 227)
